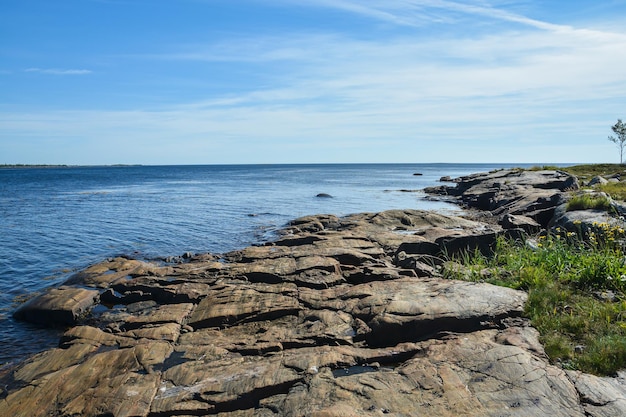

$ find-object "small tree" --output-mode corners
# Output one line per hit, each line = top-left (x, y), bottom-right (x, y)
(608, 118), (626, 165)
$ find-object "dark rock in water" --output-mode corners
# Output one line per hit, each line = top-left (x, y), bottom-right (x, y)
(316, 193), (333, 198)
(413, 172), (423, 176)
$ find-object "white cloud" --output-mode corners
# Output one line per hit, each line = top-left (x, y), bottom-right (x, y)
(25, 68), (92, 75)
(160, 22), (626, 110)
(272, 0), (567, 31)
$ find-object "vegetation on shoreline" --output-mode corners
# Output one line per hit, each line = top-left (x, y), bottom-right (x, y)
(444, 163), (626, 376)
(566, 193), (613, 212)
(526, 163), (626, 201)
(560, 164), (626, 201)
(558, 163), (626, 178)
(444, 223), (626, 376)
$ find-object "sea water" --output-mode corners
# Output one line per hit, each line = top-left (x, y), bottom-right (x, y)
(0, 163), (532, 364)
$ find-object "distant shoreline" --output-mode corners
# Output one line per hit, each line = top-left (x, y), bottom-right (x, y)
(0, 164), (143, 169)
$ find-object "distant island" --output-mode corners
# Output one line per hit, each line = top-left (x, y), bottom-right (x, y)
(1, 164), (142, 169)
(1, 164), (69, 169)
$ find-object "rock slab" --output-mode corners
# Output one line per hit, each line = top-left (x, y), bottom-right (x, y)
(12, 286), (99, 325)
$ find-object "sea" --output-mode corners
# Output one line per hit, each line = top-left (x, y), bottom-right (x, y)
(0, 163), (537, 365)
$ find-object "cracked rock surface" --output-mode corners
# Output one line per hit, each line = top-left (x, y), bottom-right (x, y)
(3, 169), (625, 416)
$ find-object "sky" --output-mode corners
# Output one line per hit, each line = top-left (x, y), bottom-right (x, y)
(1, 0), (626, 165)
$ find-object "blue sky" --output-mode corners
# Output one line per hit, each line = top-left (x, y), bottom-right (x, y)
(1, 0), (626, 165)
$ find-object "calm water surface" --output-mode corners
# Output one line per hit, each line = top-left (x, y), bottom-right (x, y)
(0, 163), (532, 364)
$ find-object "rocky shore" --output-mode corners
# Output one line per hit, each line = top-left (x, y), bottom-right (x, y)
(2, 168), (626, 416)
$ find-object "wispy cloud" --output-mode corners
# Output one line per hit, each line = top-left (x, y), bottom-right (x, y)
(274, 0), (568, 31)
(157, 23), (626, 106)
(25, 68), (92, 75)
(3, 0), (626, 164)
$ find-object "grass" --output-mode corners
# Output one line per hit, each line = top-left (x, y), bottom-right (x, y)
(552, 163), (626, 201)
(566, 193), (613, 212)
(527, 165), (562, 171)
(443, 226), (626, 376)
(596, 182), (626, 201)
(559, 163), (626, 178)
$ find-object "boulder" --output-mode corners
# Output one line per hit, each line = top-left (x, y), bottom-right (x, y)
(588, 175), (609, 186)
(499, 213), (542, 234)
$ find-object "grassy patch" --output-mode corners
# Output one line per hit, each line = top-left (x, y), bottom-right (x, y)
(443, 229), (626, 376)
(535, 163), (626, 201)
(527, 165), (562, 171)
(596, 182), (626, 201)
(566, 193), (613, 211)
(559, 163), (626, 179)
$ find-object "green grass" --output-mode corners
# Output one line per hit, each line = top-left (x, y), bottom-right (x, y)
(596, 182), (626, 201)
(443, 230), (626, 376)
(559, 163), (626, 179)
(527, 165), (562, 171)
(533, 163), (626, 201)
(566, 193), (613, 212)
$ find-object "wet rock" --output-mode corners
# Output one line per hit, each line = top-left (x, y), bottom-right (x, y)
(64, 256), (171, 288)
(13, 286), (99, 326)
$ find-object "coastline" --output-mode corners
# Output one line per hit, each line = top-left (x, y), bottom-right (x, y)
(2, 167), (626, 416)
(0, 163), (477, 367)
